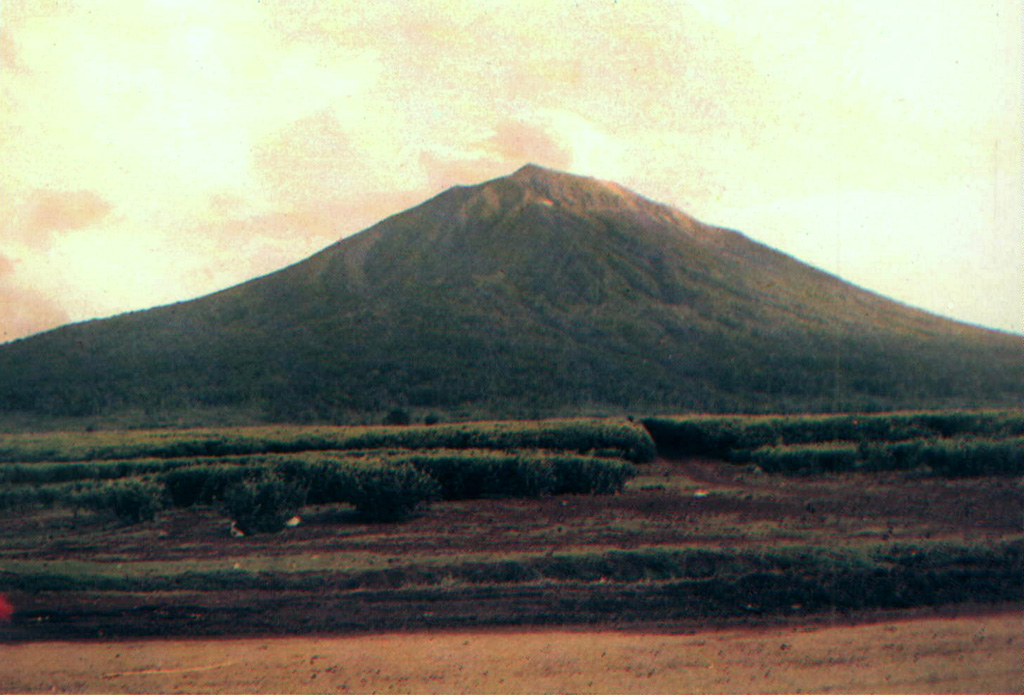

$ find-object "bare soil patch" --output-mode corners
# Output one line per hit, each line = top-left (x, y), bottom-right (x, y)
(2, 607), (1018, 694)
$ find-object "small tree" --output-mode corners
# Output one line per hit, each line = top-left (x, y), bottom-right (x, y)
(352, 464), (439, 522)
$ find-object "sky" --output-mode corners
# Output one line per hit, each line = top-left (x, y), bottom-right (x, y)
(1, 0), (1021, 343)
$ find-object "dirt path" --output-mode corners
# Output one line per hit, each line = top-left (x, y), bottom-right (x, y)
(2, 609), (1019, 694)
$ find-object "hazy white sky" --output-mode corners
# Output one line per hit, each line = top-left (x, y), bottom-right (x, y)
(1, 0), (1021, 342)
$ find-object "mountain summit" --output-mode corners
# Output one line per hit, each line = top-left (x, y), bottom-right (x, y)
(0, 166), (1019, 424)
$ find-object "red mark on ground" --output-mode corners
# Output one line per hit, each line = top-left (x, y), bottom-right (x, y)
(0, 594), (14, 621)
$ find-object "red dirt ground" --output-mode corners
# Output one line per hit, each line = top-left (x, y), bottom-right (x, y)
(2, 458), (1024, 650)
(2, 606), (1019, 694)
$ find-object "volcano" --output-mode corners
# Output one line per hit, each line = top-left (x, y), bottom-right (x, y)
(0, 165), (1019, 424)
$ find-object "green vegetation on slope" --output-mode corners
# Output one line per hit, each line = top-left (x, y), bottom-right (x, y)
(0, 167), (1019, 425)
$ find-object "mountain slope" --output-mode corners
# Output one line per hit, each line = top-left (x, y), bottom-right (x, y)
(0, 165), (1019, 423)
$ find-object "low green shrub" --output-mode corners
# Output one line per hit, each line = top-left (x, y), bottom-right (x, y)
(914, 437), (1024, 476)
(33, 478), (167, 524)
(375, 450), (633, 499)
(163, 464), (250, 506)
(749, 436), (1023, 476)
(0, 481), (73, 510)
(855, 439), (927, 472)
(642, 410), (1024, 461)
(348, 463), (439, 522)
(102, 479), (165, 524)
(163, 457), (439, 525)
(0, 436), (638, 530)
(751, 443), (859, 474)
(282, 457), (438, 521)
(0, 418), (657, 464)
(222, 473), (306, 534)
(549, 456), (635, 494)
(0, 457), (185, 485)
(641, 416), (750, 459)
(395, 453), (502, 500)
(297, 459), (360, 505)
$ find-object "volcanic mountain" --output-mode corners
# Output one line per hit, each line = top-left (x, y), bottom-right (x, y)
(0, 165), (1020, 424)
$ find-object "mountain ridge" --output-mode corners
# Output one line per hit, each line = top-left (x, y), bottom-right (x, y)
(0, 165), (1019, 425)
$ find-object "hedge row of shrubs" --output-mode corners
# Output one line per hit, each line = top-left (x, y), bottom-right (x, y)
(0, 449), (634, 498)
(642, 410), (1023, 475)
(0, 449), (439, 486)
(750, 437), (1024, 476)
(371, 451), (635, 499)
(0, 451), (635, 531)
(0, 464), (440, 530)
(164, 451), (633, 517)
(0, 478), (165, 524)
(642, 410), (1023, 460)
(0, 457), (187, 485)
(167, 459), (440, 527)
(0, 419), (656, 464)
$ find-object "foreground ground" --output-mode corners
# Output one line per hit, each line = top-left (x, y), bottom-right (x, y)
(1, 606), (1018, 693)
(1, 452), (1021, 692)
(0, 457), (1020, 638)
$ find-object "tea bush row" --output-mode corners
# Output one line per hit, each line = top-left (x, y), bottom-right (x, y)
(750, 436), (1024, 476)
(0, 457), (186, 485)
(368, 451), (635, 499)
(1, 450), (633, 528)
(159, 449), (634, 530)
(1, 449), (634, 498)
(164, 459), (440, 526)
(0, 418), (656, 464)
(642, 410), (1023, 460)
(0, 450), (410, 486)
(164, 451), (633, 508)
(0, 478), (164, 524)
(0, 462), (437, 529)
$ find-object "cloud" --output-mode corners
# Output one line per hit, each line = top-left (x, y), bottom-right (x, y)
(1, 2), (380, 218)
(0, 285), (68, 343)
(0, 254), (70, 343)
(418, 118), (575, 191)
(418, 152), (504, 192)
(242, 112), (577, 262)
(27, 189), (112, 238)
(482, 120), (573, 171)
(0, 30), (27, 73)
(249, 110), (430, 238)
(209, 196), (422, 248)
(253, 110), (367, 208)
